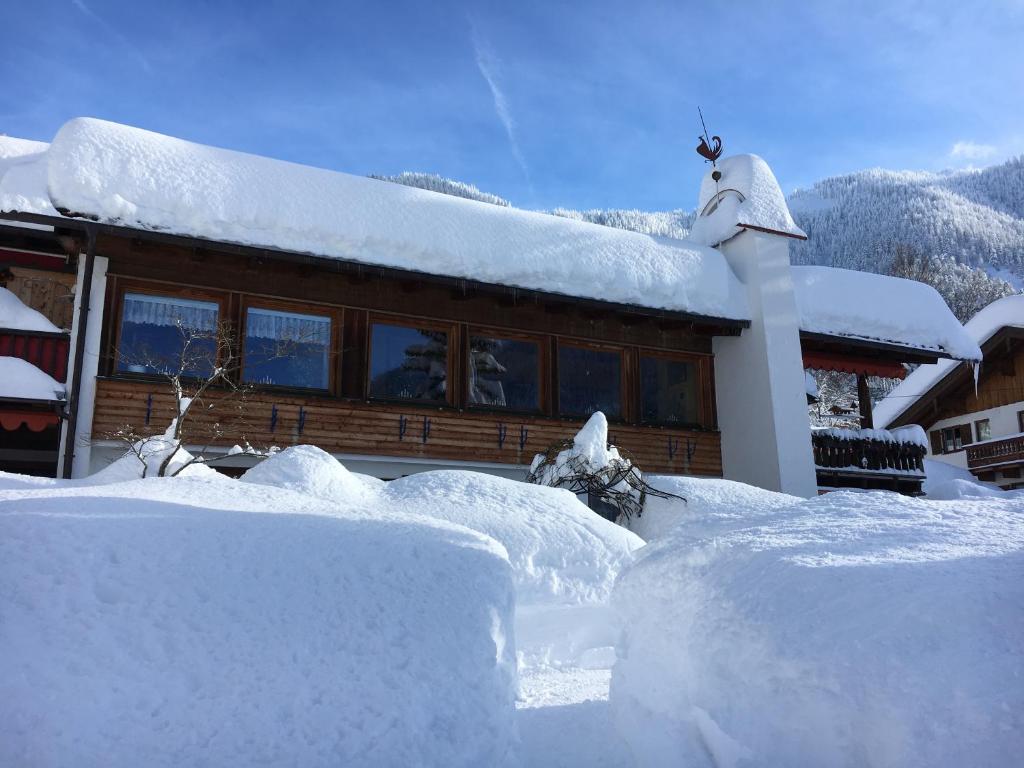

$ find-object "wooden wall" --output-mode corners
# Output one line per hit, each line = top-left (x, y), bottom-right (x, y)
(930, 342), (1024, 425)
(92, 378), (723, 477)
(2, 266), (76, 330)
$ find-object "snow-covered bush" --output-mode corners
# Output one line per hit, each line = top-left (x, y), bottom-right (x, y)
(240, 444), (382, 504)
(610, 489), (1024, 767)
(0, 478), (518, 767)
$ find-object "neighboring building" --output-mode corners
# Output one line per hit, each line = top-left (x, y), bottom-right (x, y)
(0, 119), (982, 496)
(877, 294), (1024, 490)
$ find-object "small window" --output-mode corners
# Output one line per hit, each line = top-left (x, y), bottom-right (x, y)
(557, 344), (621, 418)
(468, 335), (540, 411)
(117, 292), (219, 377)
(243, 307), (332, 389)
(369, 322), (448, 402)
(975, 418), (991, 442)
(640, 354), (699, 425)
(1018, 410), (1024, 433)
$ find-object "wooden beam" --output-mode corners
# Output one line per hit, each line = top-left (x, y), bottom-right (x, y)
(857, 374), (874, 429)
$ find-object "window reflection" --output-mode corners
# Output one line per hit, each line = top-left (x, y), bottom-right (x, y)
(117, 293), (219, 378)
(469, 336), (539, 411)
(243, 307), (331, 389)
(369, 323), (448, 401)
(640, 355), (698, 424)
(557, 345), (621, 418)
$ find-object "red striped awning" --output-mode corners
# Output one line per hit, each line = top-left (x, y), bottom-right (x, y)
(803, 352), (907, 379)
(0, 410), (59, 432)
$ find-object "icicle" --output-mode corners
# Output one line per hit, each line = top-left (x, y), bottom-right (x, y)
(972, 361), (980, 396)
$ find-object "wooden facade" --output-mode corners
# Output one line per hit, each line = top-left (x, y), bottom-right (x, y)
(89, 231), (736, 477)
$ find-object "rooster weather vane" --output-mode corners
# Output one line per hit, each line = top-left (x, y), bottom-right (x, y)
(695, 106), (723, 181)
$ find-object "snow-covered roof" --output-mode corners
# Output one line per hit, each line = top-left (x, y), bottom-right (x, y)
(876, 293), (1024, 428)
(0, 356), (65, 401)
(792, 266), (982, 361)
(0, 136), (59, 218)
(0, 287), (62, 333)
(687, 154), (806, 247)
(9, 117), (745, 321)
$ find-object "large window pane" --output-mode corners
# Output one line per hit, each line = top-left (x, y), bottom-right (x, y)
(469, 335), (540, 411)
(558, 345), (621, 418)
(243, 307), (331, 389)
(640, 355), (699, 424)
(117, 292), (219, 378)
(369, 323), (448, 402)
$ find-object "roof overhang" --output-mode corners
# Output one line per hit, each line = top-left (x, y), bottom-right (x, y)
(1, 210), (751, 335)
(800, 330), (952, 367)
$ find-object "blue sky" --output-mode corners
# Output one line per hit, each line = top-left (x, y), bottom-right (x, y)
(3, 0), (1023, 211)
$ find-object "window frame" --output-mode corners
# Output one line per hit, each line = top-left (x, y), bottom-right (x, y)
(974, 418), (992, 443)
(635, 347), (713, 429)
(464, 327), (547, 416)
(111, 281), (229, 382)
(366, 313), (456, 407)
(554, 338), (627, 421)
(238, 296), (342, 395)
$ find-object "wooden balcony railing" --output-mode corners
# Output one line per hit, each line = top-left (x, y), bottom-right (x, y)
(812, 428), (926, 475)
(966, 434), (1024, 470)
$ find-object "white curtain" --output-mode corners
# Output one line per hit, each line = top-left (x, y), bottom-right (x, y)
(246, 307), (331, 345)
(123, 293), (219, 331)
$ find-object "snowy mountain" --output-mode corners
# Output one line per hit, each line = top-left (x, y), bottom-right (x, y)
(375, 156), (1023, 321)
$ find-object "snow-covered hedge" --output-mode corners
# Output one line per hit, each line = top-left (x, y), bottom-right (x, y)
(0, 476), (517, 767)
(611, 489), (1024, 767)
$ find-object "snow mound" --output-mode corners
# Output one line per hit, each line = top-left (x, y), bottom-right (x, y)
(877, 293), (1024, 427)
(43, 117), (749, 320)
(0, 477), (517, 767)
(240, 444), (378, 505)
(611, 489), (1024, 767)
(688, 154), (806, 246)
(0, 287), (62, 333)
(631, 474), (798, 540)
(926, 477), (1008, 500)
(0, 356), (64, 400)
(382, 469), (644, 607)
(792, 266), (982, 361)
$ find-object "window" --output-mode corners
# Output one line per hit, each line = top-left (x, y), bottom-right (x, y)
(369, 322), (448, 402)
(975, 418), (992, 442)
(242, 306), (332, 389)
(940, 424), (972, 453)
(117, 292), (219, 377)
(557, 344), (621, 418)
(640, 354), (699, 425)
(468, 335), (540, 411)
(1018, 411), (1024, 433)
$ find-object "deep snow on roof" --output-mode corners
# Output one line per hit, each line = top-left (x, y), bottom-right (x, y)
(876, 293), (1024, 428)
(0, 136), (58, 218)
(792, 266), (981, 362)
(33, 118), (749, 320)
(687, 154), (806, 246)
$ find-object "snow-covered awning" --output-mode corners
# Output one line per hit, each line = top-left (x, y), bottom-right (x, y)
(0, 356), (65, 402)
(792, 266), (982, 362)
(1, 118), (751, 323)
(0, 287), (62, 334)
(875, 294), (1024, 428)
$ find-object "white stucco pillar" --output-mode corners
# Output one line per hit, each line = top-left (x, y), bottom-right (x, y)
(712, 229), (818, 497)
(57, 253), (109, 479)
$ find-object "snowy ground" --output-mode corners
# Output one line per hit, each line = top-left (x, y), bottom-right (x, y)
(3, 445), (1022, 766)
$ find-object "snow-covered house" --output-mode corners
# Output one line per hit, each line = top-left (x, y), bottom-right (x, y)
(0, 118), (980, 495)
(877, 294), (1024, 490)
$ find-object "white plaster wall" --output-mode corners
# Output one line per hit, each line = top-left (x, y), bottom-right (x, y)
(712, 230), (818, 497)
(57, 255), (108, 479)
(925, 401), (1024, 468)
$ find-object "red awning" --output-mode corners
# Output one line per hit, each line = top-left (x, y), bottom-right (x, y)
(803, 352), (907, 379)
(0, 410), (59, 432)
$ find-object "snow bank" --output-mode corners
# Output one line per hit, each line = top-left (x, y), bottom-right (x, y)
(44, 117), (748, 320)
(241, 444), (380, 504)
(877, 293), (1024, 427)
(792, 265), (982, 361)
(611, 488), (1024, 767)
(0, 476), (517, 767)
(0, 356), (64, 400)
(688, 154), (806, 247)
(0, 287), (62, 333)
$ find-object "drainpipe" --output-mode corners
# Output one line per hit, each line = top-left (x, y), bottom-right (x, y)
(60, 226), (97, 479)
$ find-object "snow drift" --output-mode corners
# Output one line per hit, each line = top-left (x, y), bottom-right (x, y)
(611, 488), (1024, 767)
(0, 477), (518, 767)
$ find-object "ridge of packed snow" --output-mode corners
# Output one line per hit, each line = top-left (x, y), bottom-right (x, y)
(0, 357), (64, 401)
(688, 154), (806, 246)
(792, 265), (982, 361)
(812, 424), (928, 447)
(0, 287), (62, 333)
(876, 293), (1024, 427)
(41, 118), (749, 320)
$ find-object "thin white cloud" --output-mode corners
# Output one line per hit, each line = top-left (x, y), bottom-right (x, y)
(949, 140), (997, 161)
(470, 25), (531, 186)
(72, 0), (152, 73)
